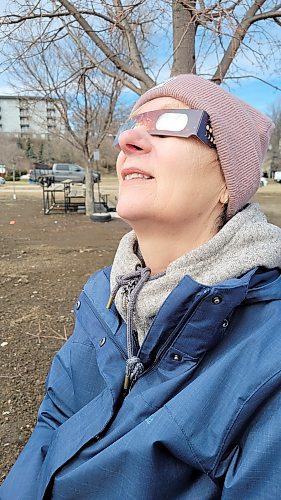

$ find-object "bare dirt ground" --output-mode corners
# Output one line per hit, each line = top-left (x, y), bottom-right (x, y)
(1, 178), (281, 482)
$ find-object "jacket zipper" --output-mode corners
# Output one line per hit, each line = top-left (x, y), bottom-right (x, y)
(83, 292), (132, 402)
(83, 288), (210, 397)
(131, 288), (210, 390)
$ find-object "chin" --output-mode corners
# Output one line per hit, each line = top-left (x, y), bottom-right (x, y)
(116, 201), (150, 225)
(117, 205), (141, 222)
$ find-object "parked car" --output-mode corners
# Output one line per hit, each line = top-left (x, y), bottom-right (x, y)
(52, 163), (100, 183)
(260, 176), (268, 187)
(274, 171), (281, 183)
(0, 177), (5, 185)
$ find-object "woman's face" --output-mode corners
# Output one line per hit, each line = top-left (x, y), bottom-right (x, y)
(116, 97), (228, 229)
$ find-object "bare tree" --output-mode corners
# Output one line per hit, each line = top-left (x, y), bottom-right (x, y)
(7, 27), (122, 214)
(1, 0), (280, 92)
(0, 135), (32, 172)
(269, 100), (281, 175)
(0, 1), (280, 213)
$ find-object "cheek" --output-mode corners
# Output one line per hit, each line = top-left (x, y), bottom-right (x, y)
(116, 152), (124, 180)
(156, 143), (222, 209)
(159, 147), (199, 194)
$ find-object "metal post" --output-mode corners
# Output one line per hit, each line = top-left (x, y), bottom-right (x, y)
(12, 165), (17, 200)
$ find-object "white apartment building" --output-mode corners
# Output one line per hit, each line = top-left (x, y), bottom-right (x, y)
(0, 95), (64, 138)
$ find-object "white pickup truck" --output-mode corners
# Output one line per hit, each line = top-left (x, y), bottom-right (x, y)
(30, 163), (100, 184)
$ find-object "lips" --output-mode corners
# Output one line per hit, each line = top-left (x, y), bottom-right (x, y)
(121, 167), (154, 181)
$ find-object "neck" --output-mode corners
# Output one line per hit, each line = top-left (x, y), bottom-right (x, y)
(132, 216), (219, 275)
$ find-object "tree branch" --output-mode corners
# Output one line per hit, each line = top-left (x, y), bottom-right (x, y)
(64, 24), (144, 95)
(223, 74), (281, 92)
(112, 0), (144, 72)
(211, 0), (277, 84)
(96, 80), (121, 149)
(0, 9), (125, 28)
(56, 0), (154, 90)
(248, 8), (281, 23)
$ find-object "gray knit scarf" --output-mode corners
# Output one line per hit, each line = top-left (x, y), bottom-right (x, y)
(110, 203), (281, 346)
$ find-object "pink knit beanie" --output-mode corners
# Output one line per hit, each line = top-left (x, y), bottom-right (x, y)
(133, 74), (274, 218)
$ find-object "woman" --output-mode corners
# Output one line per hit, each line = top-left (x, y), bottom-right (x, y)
(2, 74), (281, 499)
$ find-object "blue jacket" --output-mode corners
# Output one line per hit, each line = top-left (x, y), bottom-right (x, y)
(2, 266), (281, 499)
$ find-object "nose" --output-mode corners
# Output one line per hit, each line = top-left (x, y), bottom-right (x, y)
(118, 127), (152, 156)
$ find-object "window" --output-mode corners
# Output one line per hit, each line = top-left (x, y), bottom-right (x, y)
(19, 111), (29, 121)
(69, 165), (82, 172)
(55, 164), (69, 171)
(20, 118), (29, 125)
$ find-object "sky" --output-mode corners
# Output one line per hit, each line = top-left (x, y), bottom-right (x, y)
(1, 72), (279, 118)
(226, 78), (280, 114)
(0, 1), (280, 115)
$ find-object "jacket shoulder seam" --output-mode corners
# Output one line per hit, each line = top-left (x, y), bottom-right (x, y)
(83, 266), (112, 287)
(71, 315), (96, 348)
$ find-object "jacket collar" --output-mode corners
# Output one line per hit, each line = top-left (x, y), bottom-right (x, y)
(83, 266), (281, 365)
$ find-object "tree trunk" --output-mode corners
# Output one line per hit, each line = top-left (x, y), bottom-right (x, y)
(85, 162), (94, 216)
(171, 0), (196, 76)
(270, 127), (281, 177)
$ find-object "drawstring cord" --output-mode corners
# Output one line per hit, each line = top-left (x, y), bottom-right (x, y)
(107, 267), (151, 393)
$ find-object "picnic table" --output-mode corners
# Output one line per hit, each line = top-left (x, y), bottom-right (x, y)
(41, 178), (115, 215)
(42, 176), (76, 215)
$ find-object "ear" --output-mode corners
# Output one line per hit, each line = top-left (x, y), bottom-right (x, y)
(219, 185), (229, 205)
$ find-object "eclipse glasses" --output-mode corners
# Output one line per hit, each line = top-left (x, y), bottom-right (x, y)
(113, 109), (216, 149)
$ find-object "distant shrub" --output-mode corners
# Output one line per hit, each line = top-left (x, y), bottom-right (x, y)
(6, 170), (21, 181)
